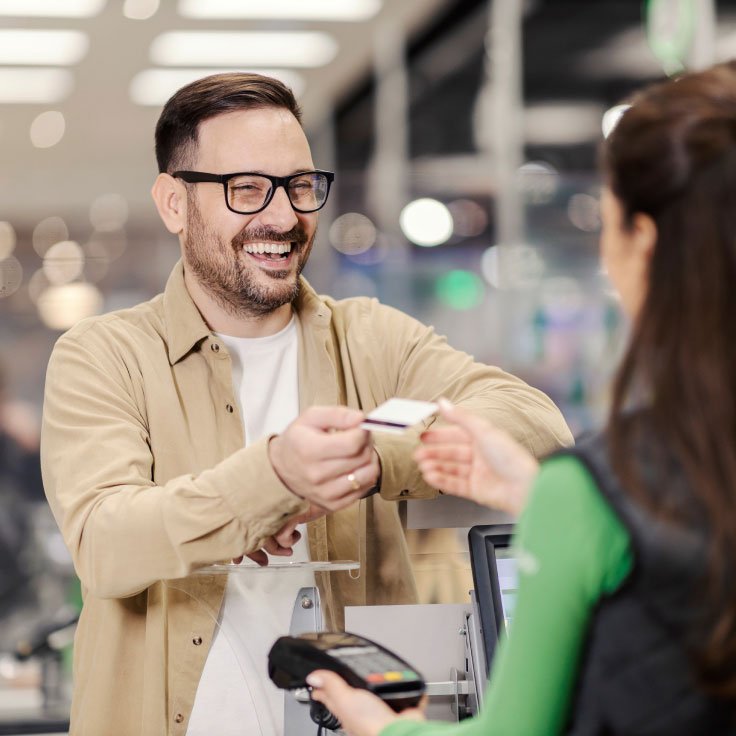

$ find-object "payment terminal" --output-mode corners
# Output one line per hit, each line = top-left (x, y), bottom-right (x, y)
(269, 631), (425, 731)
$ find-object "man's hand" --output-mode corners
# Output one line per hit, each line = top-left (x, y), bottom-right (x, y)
(268, 406), (380, 512)
(235, 504), (326, 566)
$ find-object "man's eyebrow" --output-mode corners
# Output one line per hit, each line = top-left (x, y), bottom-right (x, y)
(230, 168), (316, 176)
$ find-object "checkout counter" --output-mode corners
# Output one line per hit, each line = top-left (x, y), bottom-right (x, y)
(0, 495), (515, 736)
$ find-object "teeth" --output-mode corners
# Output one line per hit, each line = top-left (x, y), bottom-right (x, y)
(244, 242), (292, 255)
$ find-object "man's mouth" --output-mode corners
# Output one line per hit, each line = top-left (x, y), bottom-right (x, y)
(242, 242), (293, 261)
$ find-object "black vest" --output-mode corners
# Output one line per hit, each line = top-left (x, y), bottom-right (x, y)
(562, 431), (736, 735)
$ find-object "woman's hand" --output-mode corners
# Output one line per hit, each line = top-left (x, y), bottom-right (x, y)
(306, 671), (426, 736)
(414, 399), (539, 516)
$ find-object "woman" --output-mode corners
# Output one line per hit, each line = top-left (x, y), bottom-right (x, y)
(307, 61), (736, 735)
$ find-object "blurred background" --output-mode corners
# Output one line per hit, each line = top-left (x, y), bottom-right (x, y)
(0, 0), (733, 731)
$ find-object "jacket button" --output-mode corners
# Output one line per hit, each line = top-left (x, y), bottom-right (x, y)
(193, 636), (202, 646)
(226, 404), (234, 413)
(210, 343), (220, 353)
(399, 489), (409, 497)
(174, 713), (184, 723)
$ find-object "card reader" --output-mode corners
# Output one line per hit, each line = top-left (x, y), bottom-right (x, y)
(268, 631), (425, 729)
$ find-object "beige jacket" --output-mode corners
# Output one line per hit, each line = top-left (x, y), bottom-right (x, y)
(41, 262), (572, 735)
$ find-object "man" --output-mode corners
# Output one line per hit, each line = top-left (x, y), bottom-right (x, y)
(41, 73), (572, 736)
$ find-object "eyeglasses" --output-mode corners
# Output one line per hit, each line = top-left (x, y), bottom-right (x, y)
(172, 170), (334, 215)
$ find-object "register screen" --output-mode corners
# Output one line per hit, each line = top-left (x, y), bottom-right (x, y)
(495, 549), (518, 632)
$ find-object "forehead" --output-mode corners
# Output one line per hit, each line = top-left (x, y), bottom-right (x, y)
(194, 107), (313, 174)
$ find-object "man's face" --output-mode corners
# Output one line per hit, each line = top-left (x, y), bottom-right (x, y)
(181, 107), (318, 317)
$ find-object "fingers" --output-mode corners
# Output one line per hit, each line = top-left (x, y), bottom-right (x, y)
(263, 534), (297, 557)
(307, 669), (353, 699)
(245, 550), (268, 566)
(417, 424), (471, 446)
(419, 469), (472, 497)
(414, 444), (473, 465)
(300, 405), (365, 432)
(270, 408), (380, 512)
(307, 670), (404, 736)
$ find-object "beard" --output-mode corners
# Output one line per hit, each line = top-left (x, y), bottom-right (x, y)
(183, 193), (314, 318)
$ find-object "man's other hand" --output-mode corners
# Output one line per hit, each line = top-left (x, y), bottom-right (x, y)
(268, 406), (380, 512)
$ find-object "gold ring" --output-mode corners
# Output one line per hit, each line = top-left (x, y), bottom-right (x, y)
(347, 473), (360, 491)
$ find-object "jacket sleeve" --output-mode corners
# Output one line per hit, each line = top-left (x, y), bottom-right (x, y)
(357, 303), (574, 501)
(41, 330), (307, 599)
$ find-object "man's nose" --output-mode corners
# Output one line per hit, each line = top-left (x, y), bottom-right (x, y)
(257, 185), (299, 231)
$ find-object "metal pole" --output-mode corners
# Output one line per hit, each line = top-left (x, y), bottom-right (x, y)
(369, 19), (410, 257)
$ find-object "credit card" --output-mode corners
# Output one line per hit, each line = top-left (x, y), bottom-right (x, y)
(360, 398), (439, 434)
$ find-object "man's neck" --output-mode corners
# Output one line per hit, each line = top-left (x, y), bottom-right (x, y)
(184, 269), (293, 338)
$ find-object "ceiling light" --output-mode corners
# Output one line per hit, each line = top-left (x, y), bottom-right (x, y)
(0, 30), (89, 65)
(150, 31), (338, 68)
(0, 69), (74, 104)
(399, 199), (454, 247)
(0, 0), (105, 17)
(178, 0), (381, 21)
(30, 110), (66, 148)
(130, 68), (306, 106)
(123, 0), (159, 20)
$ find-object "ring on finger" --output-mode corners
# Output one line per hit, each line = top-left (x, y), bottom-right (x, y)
(347, 472), (360, 491)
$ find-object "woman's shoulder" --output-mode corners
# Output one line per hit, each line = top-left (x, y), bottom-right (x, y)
(520, 448), (633, 596)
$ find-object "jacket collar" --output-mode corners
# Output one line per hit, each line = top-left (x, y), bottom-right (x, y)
(163, 259), (332, 365)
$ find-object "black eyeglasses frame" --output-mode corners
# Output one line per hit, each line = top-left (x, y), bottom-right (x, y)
(172, 170), (335, 215)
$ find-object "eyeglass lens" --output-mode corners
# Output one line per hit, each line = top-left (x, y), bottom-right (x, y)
(227, 172), (329, 214)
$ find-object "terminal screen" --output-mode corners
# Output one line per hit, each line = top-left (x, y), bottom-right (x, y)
(495, 549), (518, 632)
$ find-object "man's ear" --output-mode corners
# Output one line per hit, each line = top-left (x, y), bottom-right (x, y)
(151, 173), (186, 234)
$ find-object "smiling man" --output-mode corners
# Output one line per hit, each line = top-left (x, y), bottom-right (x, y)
(40, 73), (572, 736)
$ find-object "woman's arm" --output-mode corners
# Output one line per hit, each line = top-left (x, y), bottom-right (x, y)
(312, 455), (632, 736)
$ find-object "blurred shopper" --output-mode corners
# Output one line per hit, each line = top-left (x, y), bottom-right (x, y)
(40, 73), (571, 736)
(309, 61), (736, 735)
(0, 359), (43, 619)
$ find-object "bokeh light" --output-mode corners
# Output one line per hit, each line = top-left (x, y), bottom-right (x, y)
(539, 276), (585, 322)
(89, 193), (129, 231)
(0, 256), (23, 299)
(37, 282), (103, 330)
(481, 244), (546, 289)
(435, 270), (484, 310)
(515, 161), (559, 205)
(33, 216), (69, 257)
(82, 239), (111, 282)
(399, 198), (453, 247)
(602, 104), (631, 139)
(329, 212), (377, 255)
(87, 229), (128, 261)
(0, 221), (17, 259)
(123, 0), (159, 20)
(43, 240), (85, 284)
(28, 268), (51, 305)
(30, 110), (66, 148)
(567, 193), (601, 231)
(448, 199), (488, 238)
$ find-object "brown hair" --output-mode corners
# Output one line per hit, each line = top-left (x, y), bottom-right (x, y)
(154, 72), (302, 174)
(603, 61), (736, 697)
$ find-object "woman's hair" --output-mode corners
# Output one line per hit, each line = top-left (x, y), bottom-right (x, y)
(603, 61), (736, 698)
(154, 72), (302, 174)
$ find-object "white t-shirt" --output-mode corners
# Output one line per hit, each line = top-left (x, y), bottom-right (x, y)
(187, 315), (316, 736)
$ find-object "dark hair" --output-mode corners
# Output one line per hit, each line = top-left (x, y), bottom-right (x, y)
(154, 72), (302, 174)
(603, 61), (736, 697)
